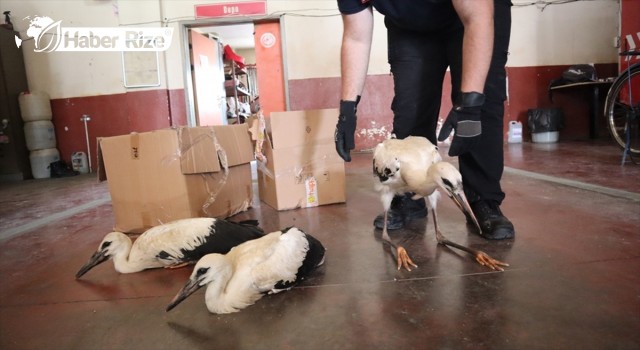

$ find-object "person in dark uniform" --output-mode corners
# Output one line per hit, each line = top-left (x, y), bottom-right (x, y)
(334, 0), (515, 240)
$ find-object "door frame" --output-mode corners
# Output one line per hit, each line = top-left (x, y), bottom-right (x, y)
(179, 16), (289, 126)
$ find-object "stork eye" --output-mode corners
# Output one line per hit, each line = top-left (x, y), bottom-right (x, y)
(100, 241), (112, 250)
(196, 267), (209, 276)
(442, 178), (454, 189)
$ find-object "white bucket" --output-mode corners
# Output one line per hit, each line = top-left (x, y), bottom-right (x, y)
(29, 148), (60, 179)
(532, 131), (559, 143)
(507, 121), (523, 144)
(71, 151), (89, 174)
(24, 120), (57, 151)
(18, 91), (53, 122)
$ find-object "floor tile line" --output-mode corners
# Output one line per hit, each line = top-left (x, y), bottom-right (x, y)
(0, 195), (112, 242)
(504, 167), (640, 202)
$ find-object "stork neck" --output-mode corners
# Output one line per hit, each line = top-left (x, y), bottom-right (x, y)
(111, 237), (143, 274)
(204, 264), (234, 313)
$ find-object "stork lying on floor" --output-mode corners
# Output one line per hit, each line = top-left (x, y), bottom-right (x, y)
(166, 226), (325, 314)
(373, 135), (508, 272)
(75, 218), (265, 278)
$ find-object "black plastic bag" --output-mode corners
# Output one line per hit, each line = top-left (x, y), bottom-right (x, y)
(548, 64), (598, 102)
(561, 64), (597, 83)
(527, 108), (565, 133)
(49, 160), (79, 178)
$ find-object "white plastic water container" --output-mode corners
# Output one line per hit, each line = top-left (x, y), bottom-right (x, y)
(18, 91), (53, 122)
(507, 121), (523, 143)
(29, 148), (60, 179)
(71, 151), (89, 174)
(24, 120), (57, 151)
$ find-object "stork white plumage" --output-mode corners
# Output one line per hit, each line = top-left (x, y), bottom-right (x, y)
(166, 226), (325, 314)
(75, 218), (265, 278)
(373, 135), (508, 271)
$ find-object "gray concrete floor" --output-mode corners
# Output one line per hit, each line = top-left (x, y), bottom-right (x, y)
(1, 140), (639, 350)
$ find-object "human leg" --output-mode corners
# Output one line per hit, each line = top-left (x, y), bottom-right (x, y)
(459, 1), (514, 239)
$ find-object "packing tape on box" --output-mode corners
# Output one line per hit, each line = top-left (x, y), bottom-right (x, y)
(247, 111), (267, 163)
(256, 154), (333, 181)
(176, 127), (230, 215)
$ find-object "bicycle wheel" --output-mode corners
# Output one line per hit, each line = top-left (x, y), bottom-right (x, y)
(604, 63), (640, 155)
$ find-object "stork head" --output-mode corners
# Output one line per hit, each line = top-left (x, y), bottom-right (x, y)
(75, 232), (130, 279)
(429, 162), (482, 232)
(166, 254), (231, 312)
(372, 143), (402, 184)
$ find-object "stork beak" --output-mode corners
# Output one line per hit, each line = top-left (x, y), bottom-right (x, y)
(166, 277), (203, 312)
(449, 190), (482, 233)
(75, 250), (109, 279)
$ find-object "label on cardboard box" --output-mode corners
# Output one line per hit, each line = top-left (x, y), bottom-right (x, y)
(305, 176), (319, 207)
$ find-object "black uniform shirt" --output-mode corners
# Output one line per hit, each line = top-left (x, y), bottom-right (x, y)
(337, 0), (458, 32)
(337, 0), (511, 33)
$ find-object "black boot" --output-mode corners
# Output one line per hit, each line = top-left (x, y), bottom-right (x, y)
(468, 200), (515, 240)
(373, 193), (427, 230)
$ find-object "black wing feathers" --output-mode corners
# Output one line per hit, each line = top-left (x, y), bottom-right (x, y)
(274, 228), (326, 290)
(177, 219), (265, 263)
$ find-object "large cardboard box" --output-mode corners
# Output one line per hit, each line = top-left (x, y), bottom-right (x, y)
(256, 109), (346, 210)
(98, 124), (254, 233)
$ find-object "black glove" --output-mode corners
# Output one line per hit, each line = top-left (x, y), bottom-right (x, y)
(437, 91), (485, 157)
(334, 96), (360, 162)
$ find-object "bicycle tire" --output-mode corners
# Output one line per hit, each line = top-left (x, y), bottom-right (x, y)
(604, 62), (640, 155)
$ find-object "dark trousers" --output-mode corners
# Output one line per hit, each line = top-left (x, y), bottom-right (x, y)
(386, 1), (512, 204)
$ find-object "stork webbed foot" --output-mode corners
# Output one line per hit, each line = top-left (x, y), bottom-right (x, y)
(474, 251), (509, 272)
(435, 230), (509, 272)
(396, 246), (418, 271)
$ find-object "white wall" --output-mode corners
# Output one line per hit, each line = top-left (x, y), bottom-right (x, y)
(1, 0), (620, 99)
(510, 0), (619, 66)
(2, 0), (124, 98)
(283, 0), (621, 79)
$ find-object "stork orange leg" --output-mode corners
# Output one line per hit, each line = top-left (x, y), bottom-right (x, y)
(381, 210), (418, 271)
(431, 208), (508, 271)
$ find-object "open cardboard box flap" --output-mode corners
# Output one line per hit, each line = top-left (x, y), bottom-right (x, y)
(267, 108), (338, 149)
(98, 124), (253, 180)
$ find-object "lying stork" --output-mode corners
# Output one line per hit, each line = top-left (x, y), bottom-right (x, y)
(75, 218), (265, 278)
(373, 135), (508, 271)
(166, 226), (325, 314)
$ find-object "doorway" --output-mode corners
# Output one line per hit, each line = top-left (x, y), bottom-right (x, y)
(182, 19), (287, 126)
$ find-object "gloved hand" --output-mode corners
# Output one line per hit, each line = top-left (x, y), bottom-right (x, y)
(437, 91), (485, 157)
(334, 96), (360, 162)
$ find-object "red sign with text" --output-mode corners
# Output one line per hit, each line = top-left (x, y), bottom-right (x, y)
(195, 1), (267, 18)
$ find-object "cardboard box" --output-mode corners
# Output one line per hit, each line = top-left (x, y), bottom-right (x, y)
(256, 109), (346, 210)
(98, 124), (254, 233)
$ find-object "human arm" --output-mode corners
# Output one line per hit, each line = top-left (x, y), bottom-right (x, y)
(453, 0), (493, 93)
(340, 7), (373, 100)
(438, 0), (494, 156)
(335, 7), (373, 161)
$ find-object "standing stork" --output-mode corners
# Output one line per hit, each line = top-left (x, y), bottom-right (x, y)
(75, 218), (265, 278)
(373, 136), (508, 271)
(166, 226), (325, 314)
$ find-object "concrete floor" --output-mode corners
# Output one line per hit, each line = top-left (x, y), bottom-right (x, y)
(1, 140), (639, 350)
